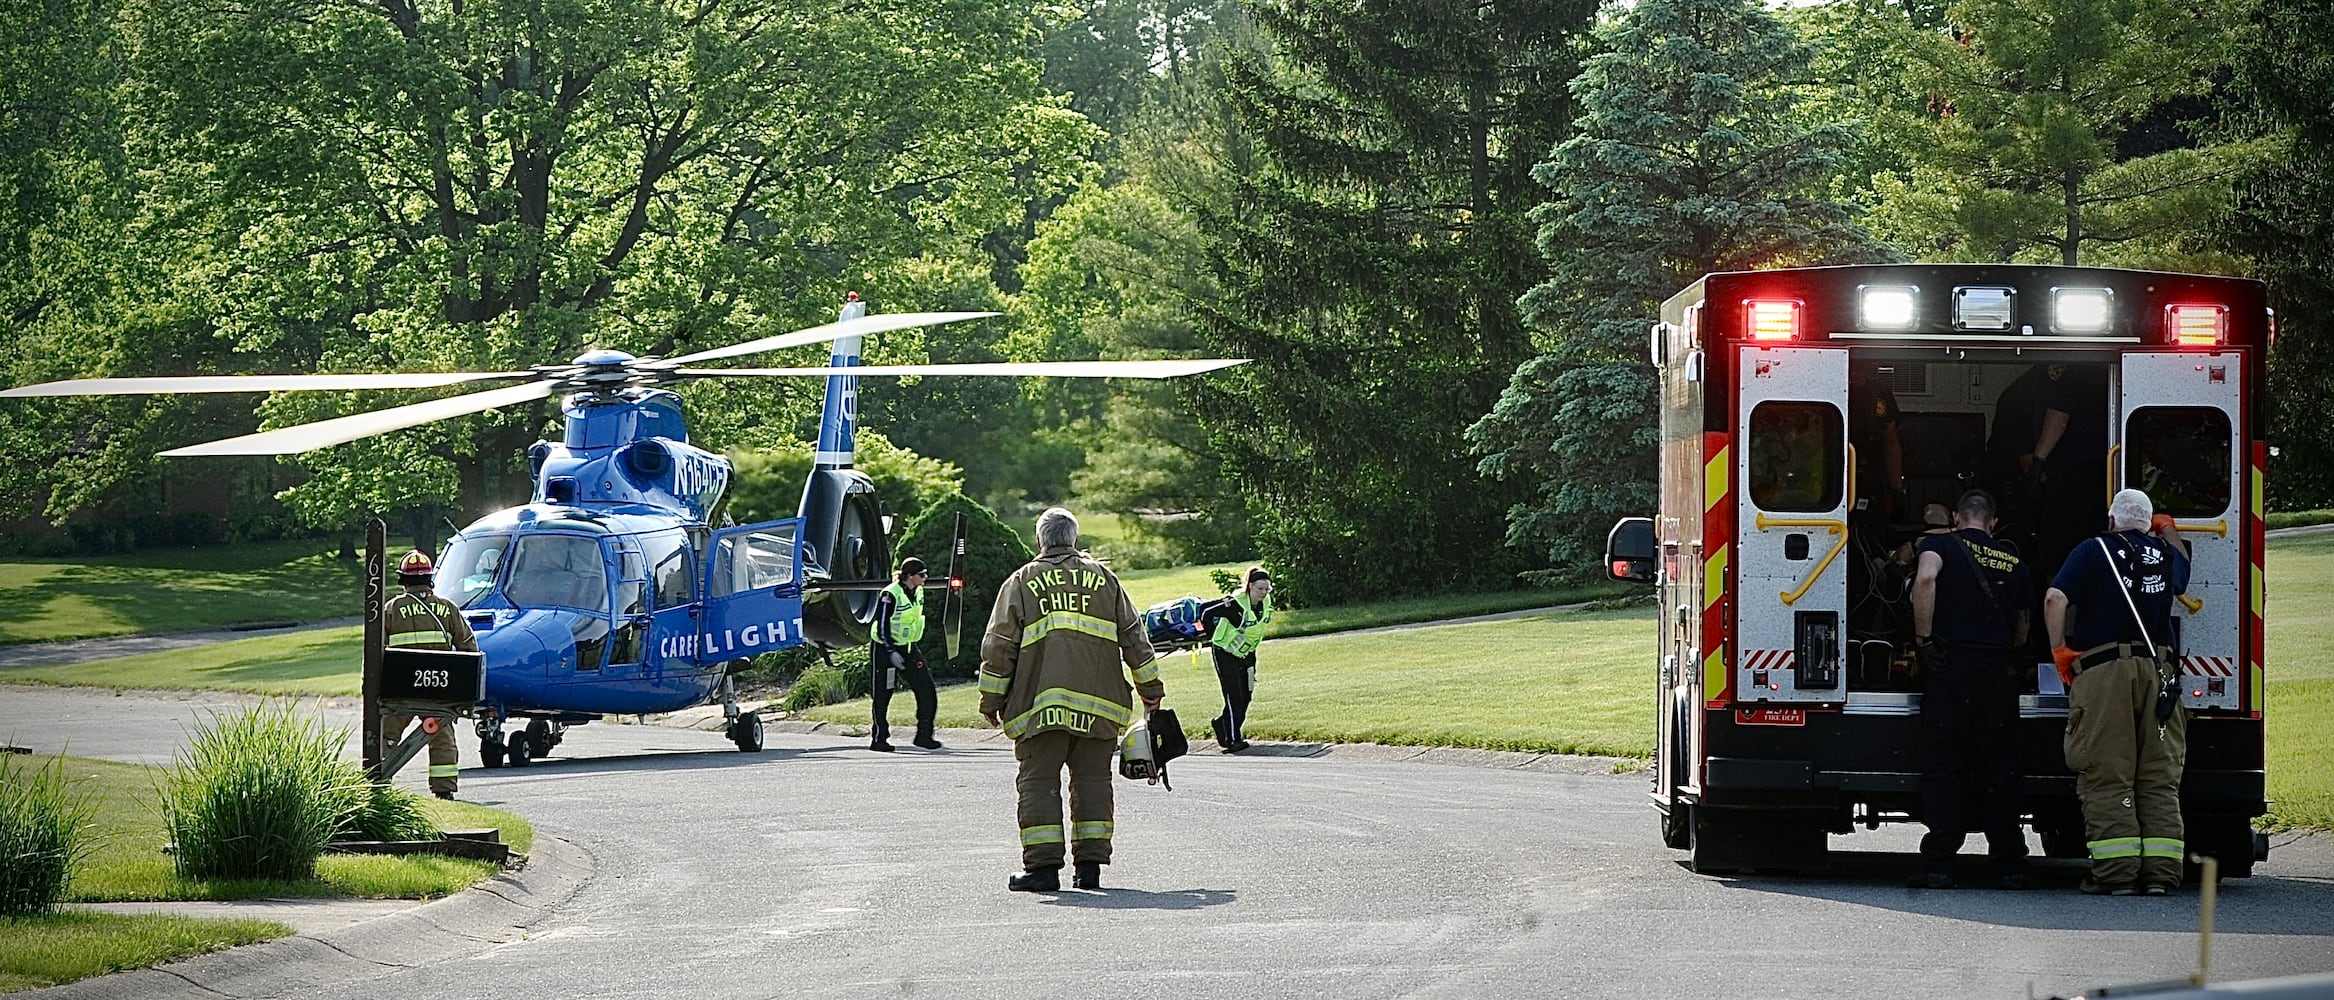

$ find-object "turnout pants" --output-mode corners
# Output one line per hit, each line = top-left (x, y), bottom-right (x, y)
(380, 714), (459, 795)
(1014, 729), (1116, 870)
(871, 646), (937, 745)
(1211, 650), (1254, 744)
(1917, 643), (2028, 875)
(2064, 645), (2189, 889)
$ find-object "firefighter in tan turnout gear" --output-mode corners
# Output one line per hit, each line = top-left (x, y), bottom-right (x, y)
(382, 550), (478, 799)
(2046, 489), (2191, 896)
(980, 507), (1163, 892)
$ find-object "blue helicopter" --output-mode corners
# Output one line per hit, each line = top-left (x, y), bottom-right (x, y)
(2, 298), (1244, 764)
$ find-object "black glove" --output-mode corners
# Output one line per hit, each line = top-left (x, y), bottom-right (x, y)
(2023, 457), (2048, 491)
(1912, 635), (1946, 676)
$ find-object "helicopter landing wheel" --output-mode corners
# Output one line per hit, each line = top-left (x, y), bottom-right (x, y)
(526, 719), (554, 758)
(479, 737), (505, 769)
(730, 711), (764, 753)
(506, 731), (534, 768)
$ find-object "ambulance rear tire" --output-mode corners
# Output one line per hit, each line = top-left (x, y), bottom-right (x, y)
(1661, 802), (1693, 851)
(2184, 815), (2257, 880)
(2037, 815), (2088, 860)
(1691, 807), (1826, 874)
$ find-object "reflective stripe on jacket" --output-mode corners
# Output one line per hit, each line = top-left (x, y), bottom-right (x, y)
(384, 589), (478, 652)
(978, 545), (1161, 741)
(1209, 594), (1272, 658)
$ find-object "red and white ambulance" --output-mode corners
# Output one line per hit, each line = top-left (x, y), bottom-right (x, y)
(1605, 263), (2270, 874)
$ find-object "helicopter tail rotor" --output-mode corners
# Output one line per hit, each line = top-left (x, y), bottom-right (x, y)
(943, 511), (968, 660)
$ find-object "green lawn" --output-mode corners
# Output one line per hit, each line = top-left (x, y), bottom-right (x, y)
(0, 911), (288, 993)
(0, 539), (365, 645)
(2263, 533), (2334, 829)
(50, 756), (529, 903)
(808, 607), (1659, 758)
(0, 627), (363, 695)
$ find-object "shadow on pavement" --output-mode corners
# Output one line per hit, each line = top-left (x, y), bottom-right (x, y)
(1699, 848), (2334, 935)
(1037, 887), (1238, 910)
(459, 740), (1015, 791)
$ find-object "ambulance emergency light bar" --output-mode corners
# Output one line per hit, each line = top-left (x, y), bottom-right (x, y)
(2168, 303), (2229, 346)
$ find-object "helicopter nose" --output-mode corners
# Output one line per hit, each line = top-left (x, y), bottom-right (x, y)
(475, 610), (571, 681)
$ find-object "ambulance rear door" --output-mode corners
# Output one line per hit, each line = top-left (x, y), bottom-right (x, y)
(2118, 351), (2244, 712)
(1734, 344), (1850, 706)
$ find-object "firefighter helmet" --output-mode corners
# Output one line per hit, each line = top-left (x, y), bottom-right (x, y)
(397, 550), (436, 580)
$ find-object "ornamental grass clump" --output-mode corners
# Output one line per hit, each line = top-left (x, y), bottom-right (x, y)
(159, 704), (368, 882)
(0, 752), (97, 914)
(343, 782), (435, 843)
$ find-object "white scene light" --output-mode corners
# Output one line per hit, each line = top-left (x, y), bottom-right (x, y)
(1860, 286), (1917, 330)
(2054, 288), (2113, 333)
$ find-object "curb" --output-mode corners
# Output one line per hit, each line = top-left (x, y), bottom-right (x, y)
(23, 833), (594, 1000)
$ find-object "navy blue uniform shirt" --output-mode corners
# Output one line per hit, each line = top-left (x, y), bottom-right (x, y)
(2033, 364), (2109, 466)
(1918, 527), (2033, 648)
(2050, 529), (2190, 650)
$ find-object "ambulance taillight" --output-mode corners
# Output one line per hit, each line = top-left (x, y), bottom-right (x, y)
(1745, 299), (1800, 341)
(2167, 303), (2229, 347)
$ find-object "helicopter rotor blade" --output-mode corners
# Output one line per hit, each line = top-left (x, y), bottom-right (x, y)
(158, 380), (560, 457)
(672, 359), (1249, 380)
(0, 372), (532, 398)
(654, 311), (999, 367)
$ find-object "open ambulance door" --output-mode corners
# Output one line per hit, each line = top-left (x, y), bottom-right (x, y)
(1733, 344), (1851, 709)
(2118, 352), (2244, 713)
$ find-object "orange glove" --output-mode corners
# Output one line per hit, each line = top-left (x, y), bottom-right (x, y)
(2053, 646), (2080, 688)
(2152, 513), (2177, 533)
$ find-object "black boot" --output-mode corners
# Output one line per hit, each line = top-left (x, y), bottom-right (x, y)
(912, 722), (941, 750)
(1072, 862), (1102, 890)
(1008, 866), (1060, 892)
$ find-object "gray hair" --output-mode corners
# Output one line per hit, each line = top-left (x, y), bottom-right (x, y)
(1035, 506), (1080, 550)
(2109, 488), (2153, 531)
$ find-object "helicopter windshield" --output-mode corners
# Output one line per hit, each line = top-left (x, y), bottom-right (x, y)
(436, 534), (511, 609)
(503, 534), (612, 613)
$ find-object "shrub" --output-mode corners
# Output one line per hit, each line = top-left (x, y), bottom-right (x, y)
(780, 648), (873, 712)
(341, 784), (436, 843)
(0, 754), (96, 915)
(725, 432), (965, 527)
(159, 704), (368, 881)
(895, 493), (1034, 679)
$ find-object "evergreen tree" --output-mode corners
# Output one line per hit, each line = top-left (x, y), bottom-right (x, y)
(1470, 0), (1878, 574)
(1859, 0), (2262, 268)
(2222, 0), (2334, 508)
(1194, 0), (1594, 601)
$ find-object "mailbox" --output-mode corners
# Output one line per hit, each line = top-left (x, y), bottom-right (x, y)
(379, 648), (485, 716)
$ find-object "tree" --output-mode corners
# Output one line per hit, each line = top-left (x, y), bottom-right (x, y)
(1193, 0), (1595, 602)
(1469, 0), (1880, 574)
(1858, 0), (2264, 268)
(50, 0), (1093, 545)
(2221, 0), (2334, 508)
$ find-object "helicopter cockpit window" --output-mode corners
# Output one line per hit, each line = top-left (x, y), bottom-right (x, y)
(646, 531), (695, 608)
(436, 534), (510, 609)
(504, 534), (611, 613)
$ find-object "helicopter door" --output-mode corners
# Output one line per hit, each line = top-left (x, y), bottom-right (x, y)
(608, 542), (649, 670)
(700, 518), (806, 663)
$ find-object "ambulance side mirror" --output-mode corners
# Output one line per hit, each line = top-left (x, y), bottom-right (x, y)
(1605, 517), (1657, 585)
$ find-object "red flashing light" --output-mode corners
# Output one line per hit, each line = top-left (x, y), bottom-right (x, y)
(1745, 299), (1800, 341)
(2166, 303), (2227, 347)
(950, 577), (963, 590)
